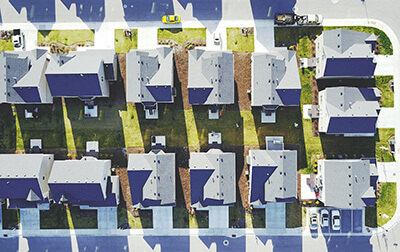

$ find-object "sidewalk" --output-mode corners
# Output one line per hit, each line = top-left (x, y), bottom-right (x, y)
(377, 107), (395, 128)
(377, 162), (398, 183)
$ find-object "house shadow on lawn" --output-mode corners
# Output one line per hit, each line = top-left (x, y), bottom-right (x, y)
(136, 64), (187, 150)
(40, 204), (97, 229)
(320, 134), (375, 159)
(0, 104), (16, 153)
(252, 106), (307, 170)
(16, 99), (67, 155)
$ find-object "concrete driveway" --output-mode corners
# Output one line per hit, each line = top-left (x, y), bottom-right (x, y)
(209, 206), (229, 229)
(152, 207), (173, 229)
(265, 203), (285, 229)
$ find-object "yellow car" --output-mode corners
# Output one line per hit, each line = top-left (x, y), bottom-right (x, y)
(162, 15), (181, 24)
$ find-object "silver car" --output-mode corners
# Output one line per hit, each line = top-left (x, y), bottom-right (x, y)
(310, 212), (318, 230)
(331, 210), (341, 231)
(320, 209), (329, 227)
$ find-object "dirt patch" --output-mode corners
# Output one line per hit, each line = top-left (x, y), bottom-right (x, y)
(118, 54), (127, 92)
(174, 47), (191, 110)
(234, 52), (252, 111)
(239, 145), (260, 210)
(178, 167), (192, 211)
(116, 167), (139, 217)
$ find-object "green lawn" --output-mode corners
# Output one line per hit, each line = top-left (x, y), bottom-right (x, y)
(229, 204), (245, 228)
(114, 29), (138, 53)
(376, 128), (395, 162)
(2, 204), (19, 229)
(366, 183), (397, 227)
(0, 39), (14, 51)
(297, 36), (311, 58)
(38, 29), (95, 46)
(158, 28), (206, 45)
(138, 104), (188, 149)
(286, 201), (302, 228)
(0, 105), (18, 152)
(196, 210), (209, 228)
(299, 68), (313, 105)
(376, 75), (394, 107)
(40, 205), (97, 229)
(226, 27), (254, 52)
(274, 26), (323, 47)
(66, 100), (125, 150)
(324, 26), (393, 55)
(173, 207), (189, 228)
(193, 108), (243, 146)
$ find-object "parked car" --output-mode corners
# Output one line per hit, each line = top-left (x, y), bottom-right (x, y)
(213, 32), (221, 45)
(331, 209), (341, 231)
(310, 212), (318, 230)
(12, 29), (25, 51)
(320, 209), (329, 227)
(274, 13), (297, 25)
(162, 15), (181, 24)
(297, 14), (323, 25)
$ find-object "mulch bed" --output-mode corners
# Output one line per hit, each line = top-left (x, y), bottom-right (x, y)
(234, 52), (252, 111)
(174, 46), (191, 110)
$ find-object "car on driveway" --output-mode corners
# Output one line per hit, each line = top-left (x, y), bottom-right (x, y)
(310, 212), (318, 230)
(162, 15), (181, 24)
(274, 13), (297, 25)
(331, 209), (341, 231)
(12, 29), (25, 51)
(213, 32), (221, 45)
(320, 209), (329, 227)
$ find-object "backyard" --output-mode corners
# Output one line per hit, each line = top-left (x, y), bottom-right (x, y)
(114, 29), (138, 54)
(158, 28), (206, 45)
(226, 27), (254, 52)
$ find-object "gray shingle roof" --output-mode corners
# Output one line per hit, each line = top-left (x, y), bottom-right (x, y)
(315, 29), (376, 78)
(319, 87), (380, 133)
(128, 150), (175, 208)
(0, 49), (49, 103)
(188, 49), (234, 105)
(251, 49), (300, 106)
(190, 149), (235, 208)
(46, 49), (116, 75)
(49, 157), (110, 185)
(0, 154), (53, 179)
(126, 47), (174, 103)
(320, 29), (376, 58)
(248, 146), (297, 205)
(316, 159), (375, 209)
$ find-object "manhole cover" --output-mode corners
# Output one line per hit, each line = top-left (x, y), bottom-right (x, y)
(223, 240), (229, 246)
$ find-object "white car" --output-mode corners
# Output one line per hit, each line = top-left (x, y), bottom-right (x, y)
(12, 29), (25, 51)
(320, 209), (329, 227)
(213, 32), (221, 45)
(310, 212), (318, 230)
(331, 210), (341, 231)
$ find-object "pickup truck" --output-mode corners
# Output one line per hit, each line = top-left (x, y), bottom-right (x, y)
(297, 14), (323, 25)
(274, 13), (297, 25)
